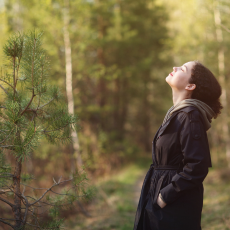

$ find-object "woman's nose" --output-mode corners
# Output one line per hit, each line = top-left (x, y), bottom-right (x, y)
(173, 67), (177, 72)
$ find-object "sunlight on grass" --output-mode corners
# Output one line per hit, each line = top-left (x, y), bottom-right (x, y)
(66, 158), (230, 230)
(202, 169), (230, 230)
(66, 157), (150, 230)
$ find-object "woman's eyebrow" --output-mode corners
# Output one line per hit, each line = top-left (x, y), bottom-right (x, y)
(183, 65), (188, 71)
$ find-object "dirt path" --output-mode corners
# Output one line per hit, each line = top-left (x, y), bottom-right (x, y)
(66, 165), (148, 230)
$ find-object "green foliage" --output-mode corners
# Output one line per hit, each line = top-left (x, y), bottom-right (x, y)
(41, 218), (65, 229)
(0, 31), (79, 160)
(2, 0), (230, 228)
(0, 31), (90, 229)
(0, 151), (11, 187)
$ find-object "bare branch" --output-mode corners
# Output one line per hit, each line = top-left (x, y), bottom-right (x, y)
(38, 98), (54, 109)
(29, 177), (77, 206)
(0, 218), (15, 228)
(53, 177), (57, 184)
(0, 84), (8, 95)
(0, 145), (15, 150)
(21, 183), (51, 190)
(58, 176), (62, 183)
(21, 192), (29, 226)
(0, 189), (12, 194)
(0, 78), (17, 95)
(0, 196), (14, 207)
(220, 23), (230, 33)
(29, 183), (57, 206)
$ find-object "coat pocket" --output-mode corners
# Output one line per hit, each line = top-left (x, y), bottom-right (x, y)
(152, 175), (165, 209)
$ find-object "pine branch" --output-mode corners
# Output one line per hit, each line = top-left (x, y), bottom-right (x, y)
(0, 128), (14, 144)
(0, 145), (15, 149)
(20, 90), (36, 116)
(15, 41), (23, 89)
(23, 126), (36, 148)
(38, 98), (54, 109)
(31, 37), (36, 88)
(0, 78), (17, 95)
(29, 177), (73, 206)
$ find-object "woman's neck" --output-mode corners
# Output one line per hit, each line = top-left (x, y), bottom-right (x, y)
(172, 89), (191, 106)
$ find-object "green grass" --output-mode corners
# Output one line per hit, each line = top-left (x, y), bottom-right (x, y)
(65, 157), (151, 230)
(202, 168), (230, 230)
(65, 159), (230, 230)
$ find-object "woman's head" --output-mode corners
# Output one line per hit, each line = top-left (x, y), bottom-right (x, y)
(166, 61), (223, 116)
(166, 61), (196, 93)
(189, 61), (223, 116)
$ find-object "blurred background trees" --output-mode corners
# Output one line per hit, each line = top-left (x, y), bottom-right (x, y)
(0, 0), (230, 228)
(2, 0), (173, 173)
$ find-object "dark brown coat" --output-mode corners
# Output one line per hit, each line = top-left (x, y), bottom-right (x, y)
(133, 106), (212, 230)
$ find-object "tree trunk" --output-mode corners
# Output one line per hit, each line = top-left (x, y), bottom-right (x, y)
(96, 0), (107, 130)
(142, 75), (151, 152)
(63, 0), (82, 171)
(13, 158), (22, 229)
(214, 1), (230, 166)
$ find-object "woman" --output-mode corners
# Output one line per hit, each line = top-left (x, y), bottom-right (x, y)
(133, 61), (223, 230)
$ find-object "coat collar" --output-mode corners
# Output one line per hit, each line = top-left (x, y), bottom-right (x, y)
(154, 106), (197, 141)
(152, 106), (197, 165)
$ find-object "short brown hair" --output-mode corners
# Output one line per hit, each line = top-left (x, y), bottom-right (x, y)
(189, 61), (223, 117)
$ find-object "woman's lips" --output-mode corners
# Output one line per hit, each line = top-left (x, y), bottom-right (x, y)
(170, 72), (173, 76)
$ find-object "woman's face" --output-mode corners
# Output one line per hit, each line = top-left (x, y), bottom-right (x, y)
(166, 61), (195, 91)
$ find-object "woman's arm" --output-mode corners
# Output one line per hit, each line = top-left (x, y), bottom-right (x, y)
(159, 109), (211, 204)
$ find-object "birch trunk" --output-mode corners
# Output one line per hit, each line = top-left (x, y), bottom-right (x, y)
(214, 1), (230, 166)
(63, 0), (82, 171)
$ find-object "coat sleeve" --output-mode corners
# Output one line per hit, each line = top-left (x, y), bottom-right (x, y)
(160, 109), (211, 204)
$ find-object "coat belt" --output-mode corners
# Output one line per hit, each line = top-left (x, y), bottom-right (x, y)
(150, 164), (183, 170)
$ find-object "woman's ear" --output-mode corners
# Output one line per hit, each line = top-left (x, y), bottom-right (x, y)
(185, 84), (196, 91)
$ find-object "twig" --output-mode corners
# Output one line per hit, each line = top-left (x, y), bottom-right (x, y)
(0, 84), (8, 95)
(220, 23), (230, 33)
(77, 200), (92, 217)
(0, 196), (14, 207)
(0, 189), (12, 194)
(0, 218), (15, 228)
(29, 177), (83, 206)
(20, 91), (35, 116)
(0, 128), (14, 144)
(0, 78), (17, 95)
(21, 192), (29, 226)
(38, 98), (54, 109)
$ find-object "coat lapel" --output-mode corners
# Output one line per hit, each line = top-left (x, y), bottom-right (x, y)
(156, 111), (180, 139)
(152, 111), (180, 165)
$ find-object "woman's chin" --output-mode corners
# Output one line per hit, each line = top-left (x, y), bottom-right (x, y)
(165, 76), (170, 83)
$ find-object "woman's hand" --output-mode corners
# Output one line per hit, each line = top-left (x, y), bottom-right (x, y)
(157, 193), (167, 208)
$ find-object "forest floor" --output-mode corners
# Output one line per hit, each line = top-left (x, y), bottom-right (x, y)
(65, 158), (230, 230)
